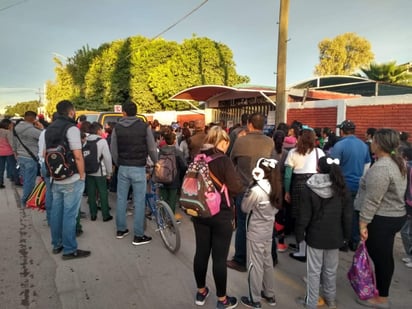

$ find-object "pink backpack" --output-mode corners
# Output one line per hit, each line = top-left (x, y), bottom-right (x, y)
(179, 153), (230, 218)
(347, 241), (379, 300)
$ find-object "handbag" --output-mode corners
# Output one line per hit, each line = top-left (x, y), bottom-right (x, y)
(347, 241), (379, 300)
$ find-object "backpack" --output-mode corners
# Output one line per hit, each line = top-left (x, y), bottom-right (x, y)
(154, 151), (177, 184)
(179, 153), (230, 218)
(26, 179), (46, 211)
(83, 138), (102, 174)
(406, 163), (412, 207)
(45, 125), (77, 181)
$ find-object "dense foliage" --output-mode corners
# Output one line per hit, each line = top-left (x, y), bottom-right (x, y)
(315, 32), (374, 76)
(356, 61), (412, 85)
(4, 100), (40, 117)
(46, 35), (249, 115)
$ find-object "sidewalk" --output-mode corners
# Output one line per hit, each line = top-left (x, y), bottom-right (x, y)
(1, 177), (411, 308)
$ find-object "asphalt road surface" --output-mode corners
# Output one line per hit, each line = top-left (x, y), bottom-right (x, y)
(1, 177), (411, 309)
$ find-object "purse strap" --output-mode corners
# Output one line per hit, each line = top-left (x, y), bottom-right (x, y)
(13, 127), (39, 162)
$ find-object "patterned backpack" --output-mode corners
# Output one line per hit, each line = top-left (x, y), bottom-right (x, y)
(179, 153), (229, 218)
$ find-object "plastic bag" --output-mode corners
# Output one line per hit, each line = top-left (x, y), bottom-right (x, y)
(347, 241), (379, 300)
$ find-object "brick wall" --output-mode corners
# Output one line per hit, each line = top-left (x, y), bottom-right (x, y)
(347, 104), (412, 140)
(287, 107), (337, 130)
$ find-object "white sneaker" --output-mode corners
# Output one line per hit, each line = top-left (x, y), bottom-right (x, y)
(402, 257), (412, 263)
(405, 262), (412, 268)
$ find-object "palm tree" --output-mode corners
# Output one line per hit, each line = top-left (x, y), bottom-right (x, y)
(356, 61), (412, 85)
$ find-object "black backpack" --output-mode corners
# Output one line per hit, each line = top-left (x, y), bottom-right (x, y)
(83, 138), (103, 174)
(45, 124), (77, 180)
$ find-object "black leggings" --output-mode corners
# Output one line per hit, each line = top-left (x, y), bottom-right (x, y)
(366, 215), (406, 297)
(192, 210), (233, 297)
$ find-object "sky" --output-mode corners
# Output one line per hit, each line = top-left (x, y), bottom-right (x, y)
(0, 0), (411, 109)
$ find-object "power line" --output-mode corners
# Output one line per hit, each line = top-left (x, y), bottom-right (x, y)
(0, 0), (28, 13)
(125, 0), (209, 58)
(152, 0), (209, 39)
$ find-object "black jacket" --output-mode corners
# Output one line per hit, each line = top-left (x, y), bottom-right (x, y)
(295, 174), (352, 249)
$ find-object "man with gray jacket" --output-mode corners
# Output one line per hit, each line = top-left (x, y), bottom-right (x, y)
(110, 101), (157, 245)
(14, 111), (43, 207)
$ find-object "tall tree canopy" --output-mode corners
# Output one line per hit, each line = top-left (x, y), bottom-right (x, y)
(357, 61), (412, 85)
(46, 35), (249, 114)
(5, 100), (40, 117)
(315, 32), (374, 76)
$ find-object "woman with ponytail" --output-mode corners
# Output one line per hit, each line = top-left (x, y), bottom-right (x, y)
(356, 128), (407, 308)
(295, 156), (352, 309)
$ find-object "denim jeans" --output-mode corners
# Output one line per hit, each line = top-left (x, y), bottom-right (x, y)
(50, 179), (85, 254)
(0, 155), (15, 184)
(116, 166), (146, 237)
(233, 193), (247, 265)
(350, 192), (360, 246)
(401, 216), (412, 257)
(40, 162), (53, 224)
(18, 156), (38, 207)
(6, 154), (18, 183)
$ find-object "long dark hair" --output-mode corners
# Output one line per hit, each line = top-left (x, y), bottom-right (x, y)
(273, 130), (285, 154)
(318, 156), (347, 197)
(374, 128), (407, 177)
(258, 161), (283, 209)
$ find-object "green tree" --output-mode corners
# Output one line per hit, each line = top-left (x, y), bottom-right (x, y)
(315, 32), (374, 76)
(45, 58), (77, 116)
(47, 35), (249, 113)
(4, 100), (40, 117)
(357, 61), (412, 85)
(148, 36), (249, 110)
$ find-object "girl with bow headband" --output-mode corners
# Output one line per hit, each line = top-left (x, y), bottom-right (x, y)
(295, 156), (352, 309)
(240, 158), (282, 308)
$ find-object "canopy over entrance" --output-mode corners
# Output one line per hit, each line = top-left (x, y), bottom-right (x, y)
(170, 85), (277, 105)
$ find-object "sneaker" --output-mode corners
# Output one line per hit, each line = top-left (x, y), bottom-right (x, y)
(52, 246), (63, 254)
(405, 262), (412, 268)
(402, 257), (412, 263)
(116, 229), (129, 239)
(277, 243), (288, 252)
(103, 215), (113, 222)
(62, 249), (91, 260)
(226, 259), (247, 272)
(289, 252), (307, 262)
(132, 235), (152, 246)
(195, 287), (209, 306)
(216, 296), (238, 309)
(288, 243), (298, 251)
(325, 299), (337, 308)
(240, 296), (261, 308)
(261, 292), (277, 306)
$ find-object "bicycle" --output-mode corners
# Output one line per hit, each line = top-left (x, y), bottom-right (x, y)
(145, 179), (181, 253)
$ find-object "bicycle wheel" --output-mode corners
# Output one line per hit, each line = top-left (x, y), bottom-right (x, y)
(156, 200), (180, 253)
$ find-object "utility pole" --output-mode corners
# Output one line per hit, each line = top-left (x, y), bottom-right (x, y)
(275, 0), (290, 125)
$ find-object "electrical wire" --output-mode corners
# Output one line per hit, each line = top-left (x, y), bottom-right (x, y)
(0, 0), (28, 13)
(152, 0), (208, 39)
(125, 0), (209, 58)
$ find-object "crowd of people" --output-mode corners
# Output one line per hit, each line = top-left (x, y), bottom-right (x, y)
(0, 100), (411, 309)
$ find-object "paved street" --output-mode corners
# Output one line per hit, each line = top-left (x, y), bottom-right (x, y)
(0, 177), (411, 309)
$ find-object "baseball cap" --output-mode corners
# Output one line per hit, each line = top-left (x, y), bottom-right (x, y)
(336, 120), (356, 131)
